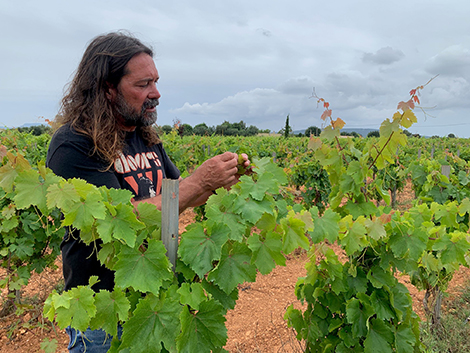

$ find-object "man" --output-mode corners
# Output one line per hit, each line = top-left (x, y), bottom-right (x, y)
(46, 31), (248, 352)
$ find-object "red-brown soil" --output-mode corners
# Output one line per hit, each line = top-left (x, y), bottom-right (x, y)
(2, 189), (470, 352)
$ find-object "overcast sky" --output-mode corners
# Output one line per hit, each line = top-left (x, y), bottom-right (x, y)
(1, 1), (470, 137)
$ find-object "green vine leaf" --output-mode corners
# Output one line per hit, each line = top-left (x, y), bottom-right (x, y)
(178, 222), (229, 278)
(46, 179), (80, 212)
(114, 239), (173, 294)
(135, 202), (162, 238)
(207, 242), (257, 294)
(61, 179), (107, 233)
(177, 300), (227, 353)
(363, 318), (394, 353)
(346, 297), (374, 338)
(96, 203), (144, 247)
(309, 207), (341, 243)
(433, 231), (470, 269)
(118, 292), (181, 353)
(205, 190), (246, 242)
(14, 168), (59, 212)
(281, 213), (310, 254)
(340, 216), (368, 256)
(51, 285), (97, 331)
(395, 323), (417, 353)
(247, 231), (285, 274)
(177, 283), (207, 311)
(89, 289), (130, 337)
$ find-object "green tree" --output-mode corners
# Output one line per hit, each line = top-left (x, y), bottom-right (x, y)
(193, 123), (210, 136)
(16, 124), (52, 136)
(215, 121), (231, 135)
(245, 125), (259, 136)
(367, 130), (380, 138)
(304, 126), (321, 137)
(214, 121), (255, 136)
(350, 131), (360, 138)
(181, 124), (193, 136)
(160, 125), (173, 134)
(282, 115), (291, 138)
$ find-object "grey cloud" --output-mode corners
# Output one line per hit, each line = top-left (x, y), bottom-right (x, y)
(425, 76), (470, 110)
(277, 77), (314, 95)
(362, 47), (405, 65)
(425, 45), (470, 78)
(256, 28), (272, 37)
(169, 84), (316, 131)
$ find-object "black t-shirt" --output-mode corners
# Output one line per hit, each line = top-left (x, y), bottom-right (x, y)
(46, 124), (180, 291)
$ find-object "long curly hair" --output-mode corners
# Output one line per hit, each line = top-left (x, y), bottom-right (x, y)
(55, 31), (160, 168)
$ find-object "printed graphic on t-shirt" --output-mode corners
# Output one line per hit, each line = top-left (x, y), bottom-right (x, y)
(113, 151), (163, 199)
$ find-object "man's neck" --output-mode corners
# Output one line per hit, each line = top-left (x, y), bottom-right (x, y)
(116, 117), (137, 132)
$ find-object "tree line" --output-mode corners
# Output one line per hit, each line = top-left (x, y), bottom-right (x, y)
(157, 120), (271, 137)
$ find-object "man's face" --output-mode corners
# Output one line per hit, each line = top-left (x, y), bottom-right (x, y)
(109, 53), (161, 129)
(114, 89), (158, 127)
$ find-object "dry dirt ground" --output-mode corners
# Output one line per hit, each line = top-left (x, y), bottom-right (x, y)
(2, 186), (470, 352)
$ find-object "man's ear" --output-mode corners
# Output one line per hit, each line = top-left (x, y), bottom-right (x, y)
(105, 82), (117, 101)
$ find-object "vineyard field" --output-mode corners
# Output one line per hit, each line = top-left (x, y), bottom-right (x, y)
(3, 102), (470, 353)
(3, 203), (470, 353)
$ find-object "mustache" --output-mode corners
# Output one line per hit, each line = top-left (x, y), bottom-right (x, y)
(143, 98), (159, 109)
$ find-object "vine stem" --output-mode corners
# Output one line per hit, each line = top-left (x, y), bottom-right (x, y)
(368, 130), (396, 170)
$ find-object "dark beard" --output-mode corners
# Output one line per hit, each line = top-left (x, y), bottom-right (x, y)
(114, 92), (159, 127)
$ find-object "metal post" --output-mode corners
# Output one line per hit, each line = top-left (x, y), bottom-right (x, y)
(441, 165), (451, 178)
(161, 179), (179, 272)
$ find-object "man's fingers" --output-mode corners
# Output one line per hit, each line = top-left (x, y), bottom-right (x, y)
(219, 151), (237, 162)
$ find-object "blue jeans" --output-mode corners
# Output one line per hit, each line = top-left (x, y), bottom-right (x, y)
(66, 326), (122, 352)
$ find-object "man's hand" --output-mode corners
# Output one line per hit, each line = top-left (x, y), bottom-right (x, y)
(139, 152), (252, 213)
(236, 153), (251, 175)
(194, 152), (239, 192)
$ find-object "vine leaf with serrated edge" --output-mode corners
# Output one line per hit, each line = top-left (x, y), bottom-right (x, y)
(178, 222), (229, 278)
(117, 291), (181, 353)
(363, 318), (394, 353)
(114, 239), (173, 294)
(207, 242), (257, 294)
(95, 203), (144, 247)
(89, 289), (130, 337)
(247, 231), (285, 274)
(309, 207), (341, 243)
(177, 299), (228, 353)
(205, 190), (246, 242)
(281, 213), (310, 254)
(61, 179), (107, 233)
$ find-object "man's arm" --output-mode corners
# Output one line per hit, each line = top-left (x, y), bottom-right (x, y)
(132, 152), (246, 213)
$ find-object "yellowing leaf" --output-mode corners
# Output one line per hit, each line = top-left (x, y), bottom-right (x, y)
(332, 117), (346, 130)
(320, 126), (340, 141)
(401, 109), (417, 129)
(392, 112), (402, 122)
(308, 137), (322, 151)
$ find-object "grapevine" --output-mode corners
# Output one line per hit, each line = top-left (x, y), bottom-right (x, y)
(284, 78), (470, 351)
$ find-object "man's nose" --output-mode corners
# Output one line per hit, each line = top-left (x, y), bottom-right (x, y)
(149, 82), (161, 100)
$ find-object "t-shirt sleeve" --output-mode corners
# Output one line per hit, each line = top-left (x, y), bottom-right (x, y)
(46, 127), (121, 189)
